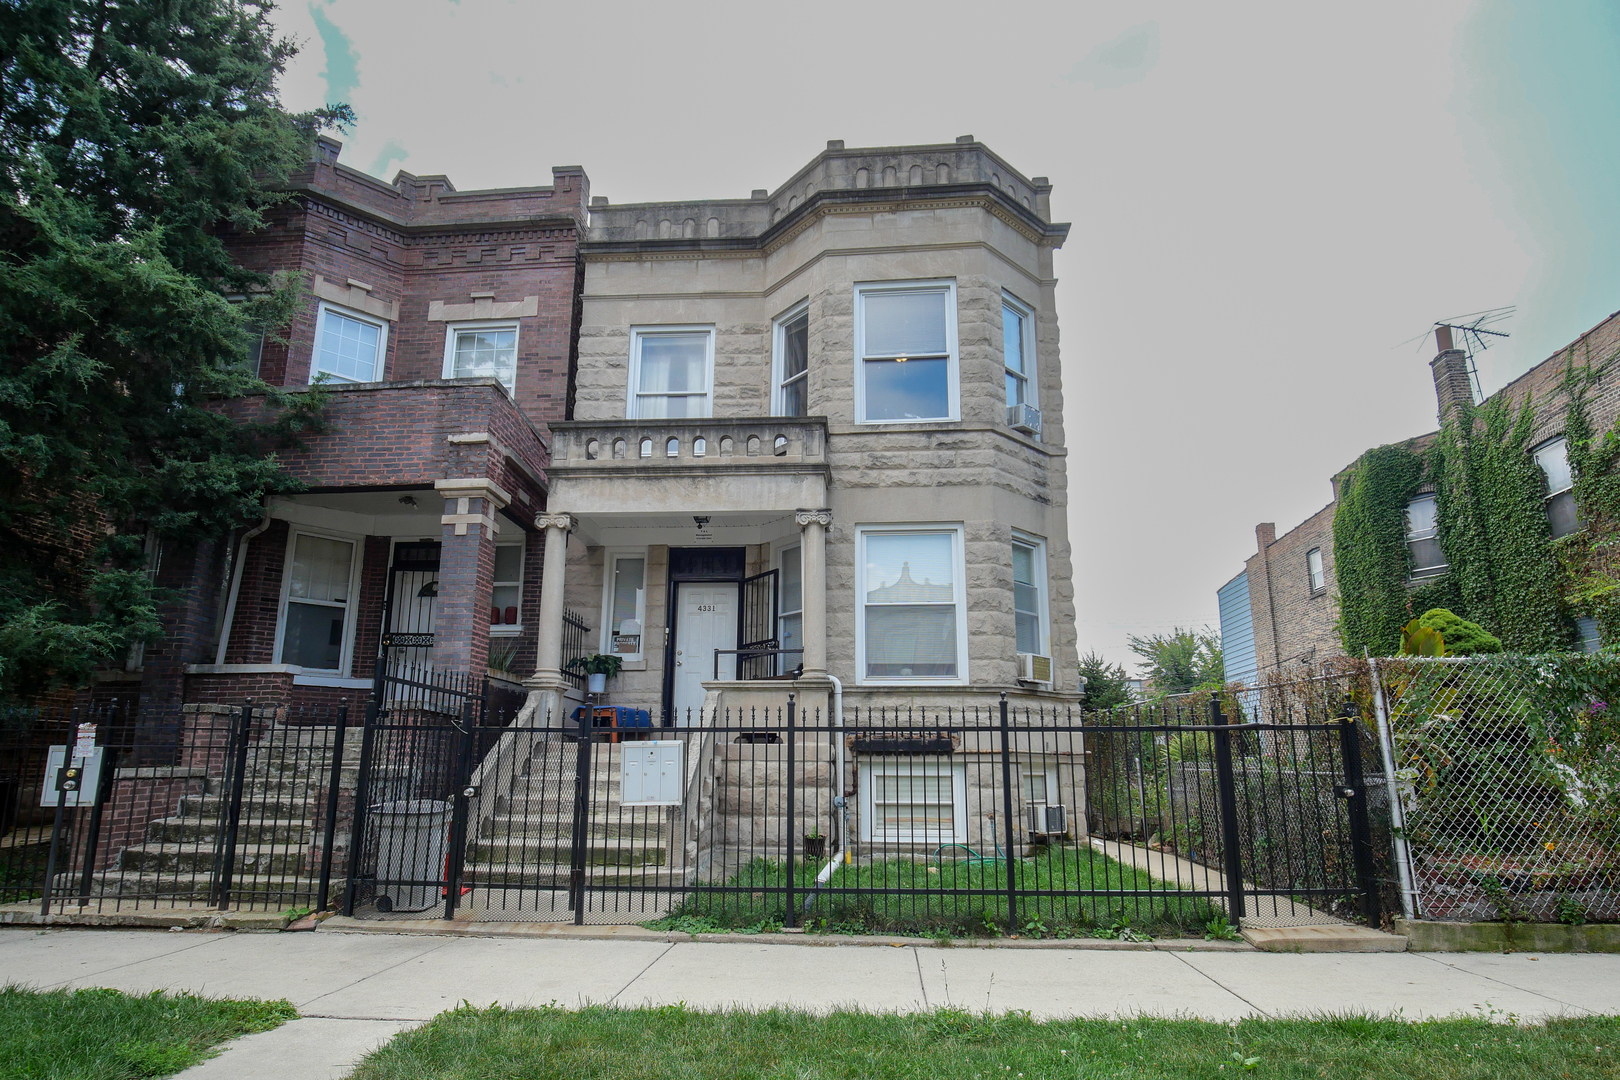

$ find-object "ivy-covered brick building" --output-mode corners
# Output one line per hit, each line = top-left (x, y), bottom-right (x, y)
(1221, 308), (1620, 678)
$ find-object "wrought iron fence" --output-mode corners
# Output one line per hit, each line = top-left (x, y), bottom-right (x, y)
(1370, 655), (1620, 924)
(561, 607), (591, 690)
(0, 699), (357, 915)
(343, 688), (1378, 934)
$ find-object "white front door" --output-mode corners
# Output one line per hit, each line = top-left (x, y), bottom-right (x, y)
(673, 584), (737, 723)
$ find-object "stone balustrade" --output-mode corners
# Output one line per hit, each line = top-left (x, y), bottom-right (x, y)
(549, 416), (827, 469)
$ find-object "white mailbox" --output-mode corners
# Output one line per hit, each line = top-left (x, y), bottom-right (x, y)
(620, 740), (684, 806)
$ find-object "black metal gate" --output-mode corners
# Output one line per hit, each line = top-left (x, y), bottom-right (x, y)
(344, 680), (1382, 931)
(380, 541), (440, 663)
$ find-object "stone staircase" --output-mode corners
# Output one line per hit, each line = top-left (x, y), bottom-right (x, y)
(92, 726), (359, 908)
(465, 739), (680, 892)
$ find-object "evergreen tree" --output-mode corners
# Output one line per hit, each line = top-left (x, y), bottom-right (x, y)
(1077, 651), (1132, 711)
(0, 0), (349, 699)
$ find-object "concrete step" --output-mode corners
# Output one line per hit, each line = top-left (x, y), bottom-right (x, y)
(183, 794), (332, 819)
(119, 842), (310, 876)
(464, 865), (685, 888)
(1241, 924), (1408, 953)
(467, 837), (668, 868)
(482, 813), (668, 841)
(147, 817), (317, 845)
(88, 871), (328, 901)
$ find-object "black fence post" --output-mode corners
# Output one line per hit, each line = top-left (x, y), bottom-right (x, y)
(343, 684), (383, 917)
(1337, 698), (1382, 927)
(316, 700), (349, 913)
(569, 699), (593, 925)
(785, 694), (797, 928)
(215, 700), (255, 910)
(1210, 695), (1246, 923)
(443, 696), (478, 919)
(76, 743), (119, 908)
(999, 692), (1019, 935)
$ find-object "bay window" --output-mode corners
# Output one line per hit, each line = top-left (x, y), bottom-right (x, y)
(313, 302), (386, 383)
(1012, 534), (1047, 656)
(1003, 293), (1035, 408)
(628, 327), (713, 418)
(444, 322), (519, 393)
(773, 302), (809, 417)
(854, 281), (957, 423)
(857, 525), (967, 683)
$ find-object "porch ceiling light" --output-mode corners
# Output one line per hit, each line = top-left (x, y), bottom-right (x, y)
(693, 516), (710, 528)
(398, 495), (418, 507)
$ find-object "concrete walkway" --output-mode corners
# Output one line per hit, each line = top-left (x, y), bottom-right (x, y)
(3, 927), (1619, 1079)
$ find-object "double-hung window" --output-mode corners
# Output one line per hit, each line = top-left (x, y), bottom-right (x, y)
(1405, 495), (1447, 580)
(854, 281), (958, 423)
(773, 302), (809, 417)
(313, 302), (386, 383)
(603, 553), (647, 660)
(278, 532), (356, 671)
(444, 322), (519, 393)
(857, 525), (967, 683)
(778, 544), (803, 673)
(491, 542), (523, 631)
(1306, 547), (1325, 592)
(1534, 436), (1579, 538)
(1003, 293), (1036, 409)
(1012, 533), (1047, 656)
(859, 757), (967, 844)
(628, 327), (713, 418)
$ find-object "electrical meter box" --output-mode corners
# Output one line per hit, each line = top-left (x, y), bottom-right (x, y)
(620, 741), (684, 806)
(41, 744), (106, 808)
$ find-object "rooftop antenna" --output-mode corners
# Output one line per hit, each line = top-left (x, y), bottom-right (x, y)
(1405, 306), (1514, 405)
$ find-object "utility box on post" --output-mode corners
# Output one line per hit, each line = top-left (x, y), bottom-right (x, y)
(41, 744), (105, 808)
(620, 741), (684, 806)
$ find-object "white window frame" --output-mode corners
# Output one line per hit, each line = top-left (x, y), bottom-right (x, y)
(855, 523), (969, 686)
(490, 539), (525, 637)
(859, 756), (968, 844)
(1020, 763), (1061, 806)
(1011, 530), (1049, 658)
(1533, 435), (1579, 538)
(1405, 494), (1448, 581)
(601, 549), (649, 662)
(442, 320), (520, 395)
(1002, 291), (1037, 409)
(853, 279), (959, 424)
(273, 527), (363, 674)
(311, 301), (388, 384)
(1306, 547), (1325, 593)
(771, 299), (811, 417)
(626, 325), (715, 419)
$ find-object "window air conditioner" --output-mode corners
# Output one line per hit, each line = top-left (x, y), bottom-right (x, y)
(1007, 403), (1042, 435)
(1016, 652), (1053, 684)
(1027, 802), (1067, 836)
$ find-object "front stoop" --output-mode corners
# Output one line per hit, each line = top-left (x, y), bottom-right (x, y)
(1241, 924), (1408, 953)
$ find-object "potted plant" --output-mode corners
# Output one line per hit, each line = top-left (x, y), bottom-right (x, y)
(803, 826), (826, 860)
(572, 653), (624, 694)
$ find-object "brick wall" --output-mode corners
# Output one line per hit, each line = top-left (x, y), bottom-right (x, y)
(1246, 504), (1341, 675)
(223, 521), (289, 665)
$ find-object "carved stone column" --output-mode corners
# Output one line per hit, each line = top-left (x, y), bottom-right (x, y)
(433, 477), (509, 675)
(796, 509), (832, 678)
(527, 512), (574, 692)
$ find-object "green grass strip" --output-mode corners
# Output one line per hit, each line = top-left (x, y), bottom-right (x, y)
(648, 850), (1223, 939)
(348, 1003), (1620, 1080)
(0, 985), (297, 1080)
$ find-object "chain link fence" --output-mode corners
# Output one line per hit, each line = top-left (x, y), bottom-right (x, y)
(1371, 655), (1620, 924)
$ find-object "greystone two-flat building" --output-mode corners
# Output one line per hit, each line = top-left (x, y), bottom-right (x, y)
(522, 137), (1078, 725)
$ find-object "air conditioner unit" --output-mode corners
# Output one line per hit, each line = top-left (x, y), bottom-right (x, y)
(1016, 652), (1053, 684)
(1007, 403), (1042, 435)
(1027, 802), (1067, 836)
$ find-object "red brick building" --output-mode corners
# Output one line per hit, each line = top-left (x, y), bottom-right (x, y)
(1223, 308), (1620, 678)
(119, 136), (588, 710)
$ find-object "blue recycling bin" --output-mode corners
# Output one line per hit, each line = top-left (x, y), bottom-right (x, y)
(569, 705), (653, 741)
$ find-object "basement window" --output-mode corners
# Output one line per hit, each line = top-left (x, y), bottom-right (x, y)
(859, 757), (966, 844)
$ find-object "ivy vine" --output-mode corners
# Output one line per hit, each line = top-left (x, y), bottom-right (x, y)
(1557, 350), (1620, 643)
(1333, 444), (1427, 656)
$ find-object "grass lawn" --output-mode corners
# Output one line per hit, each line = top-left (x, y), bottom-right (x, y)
(648, 847), (1224, 939)
(347, 1003), (1620, 1080)
(0, 985), (297, 1080)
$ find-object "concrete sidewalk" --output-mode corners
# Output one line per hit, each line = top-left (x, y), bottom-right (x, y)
(3, 927), (1618, 1078)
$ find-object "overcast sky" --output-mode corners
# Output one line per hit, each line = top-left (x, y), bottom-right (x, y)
(270, 0), (1620, 673)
